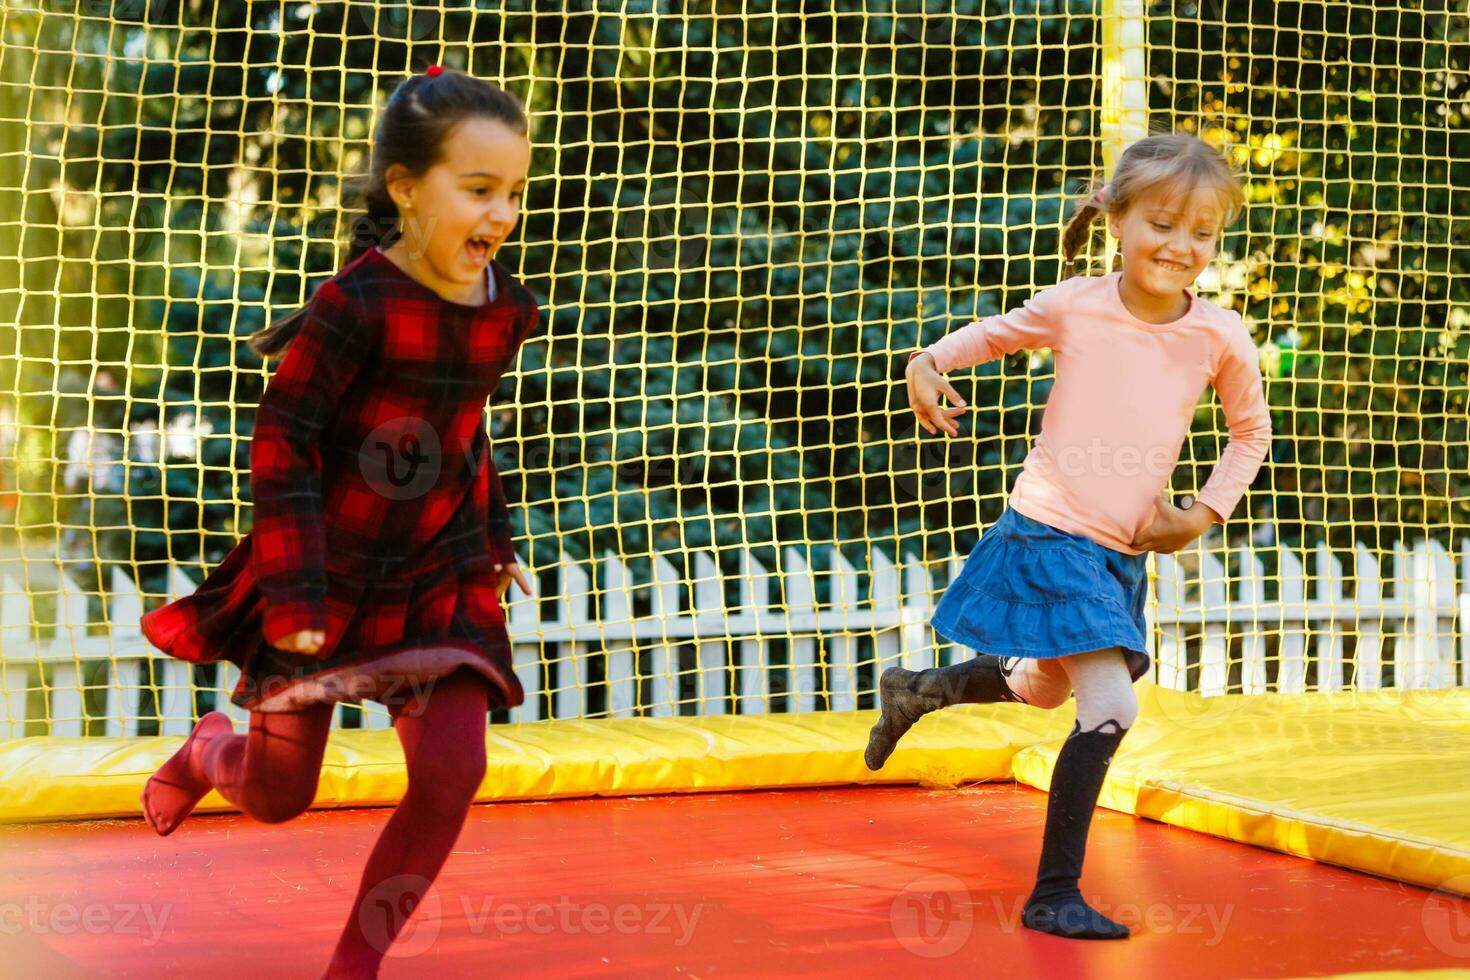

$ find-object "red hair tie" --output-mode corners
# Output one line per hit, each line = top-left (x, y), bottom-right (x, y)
(425, 65), (444, 78)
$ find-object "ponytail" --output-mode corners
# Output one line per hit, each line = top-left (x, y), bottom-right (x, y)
(247, 305), (309, 362)
(248, 184), (401, 363)
(1060, 184), (1110, 279)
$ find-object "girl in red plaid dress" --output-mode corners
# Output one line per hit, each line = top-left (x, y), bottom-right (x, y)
(138, 67), (537, 979)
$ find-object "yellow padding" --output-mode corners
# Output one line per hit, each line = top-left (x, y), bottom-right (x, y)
(2, 684), (1466, 903)
(1011, 683), (1470, 899)
(0, 706), (1065, 824)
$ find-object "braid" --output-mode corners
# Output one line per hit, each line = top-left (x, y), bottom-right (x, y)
(346, 185), (401, 264)
(1060, 199), (1103, 279)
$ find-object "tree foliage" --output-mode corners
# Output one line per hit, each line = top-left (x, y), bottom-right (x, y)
(0, 0), (1462, 596)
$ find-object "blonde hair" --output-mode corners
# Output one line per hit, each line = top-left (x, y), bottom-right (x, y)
(1062, 131), (1244, 277)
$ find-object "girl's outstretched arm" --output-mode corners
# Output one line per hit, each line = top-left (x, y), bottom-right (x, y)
(919, 278), (1071, 373)
(1193, 319), (1273, 524)
(907, 279), (1072, 436)
(250, 282), (377, 648)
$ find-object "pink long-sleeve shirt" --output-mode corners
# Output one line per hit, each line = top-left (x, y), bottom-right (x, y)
(921, 271), (1272, 555)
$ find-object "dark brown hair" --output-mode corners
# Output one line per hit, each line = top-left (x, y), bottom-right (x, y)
(248, 68), (529, 359)
(1061, 131), (1244, 278)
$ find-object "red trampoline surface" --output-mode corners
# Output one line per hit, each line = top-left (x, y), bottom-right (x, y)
(0, 783), (1466, 978)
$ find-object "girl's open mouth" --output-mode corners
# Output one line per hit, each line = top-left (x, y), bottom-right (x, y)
(466, 238), (491, 263)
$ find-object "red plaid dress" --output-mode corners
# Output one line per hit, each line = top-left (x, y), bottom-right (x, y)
(141, 245), (540, 713)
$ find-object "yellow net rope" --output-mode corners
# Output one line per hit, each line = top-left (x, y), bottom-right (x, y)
(0, 2), (1464, 737)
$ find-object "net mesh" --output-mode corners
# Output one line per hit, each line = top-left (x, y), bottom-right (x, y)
(0, 0), (1464, 736)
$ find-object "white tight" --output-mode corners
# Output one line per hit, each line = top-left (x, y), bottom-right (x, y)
(1000, 648), (1140, 733)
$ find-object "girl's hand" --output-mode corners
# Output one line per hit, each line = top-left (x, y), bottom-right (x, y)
(1129, 492), (1218, 553)
(493, 562), (534, 600)
(272, 629), (324, 655)
(906, 352), (968, 436)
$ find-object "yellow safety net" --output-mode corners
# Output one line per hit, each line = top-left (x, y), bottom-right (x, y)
(0, 3), (1465, 894)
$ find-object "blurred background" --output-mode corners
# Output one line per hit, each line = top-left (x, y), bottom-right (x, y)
(0, 1), (1465, 730)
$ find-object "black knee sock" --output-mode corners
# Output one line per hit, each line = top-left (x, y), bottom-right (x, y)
(864, 655), (1026, 770)
(1022, 718), (1132, 940)
(916, 654), (1028, 706)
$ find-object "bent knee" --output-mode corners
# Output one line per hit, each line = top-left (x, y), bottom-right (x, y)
(1076, 689), (1139, 732)
(1007, 657), (1072, 710)
(1108, 693), (1140, 730)
(1024, 687), (1072, 711)
(242, 783), (318, 824)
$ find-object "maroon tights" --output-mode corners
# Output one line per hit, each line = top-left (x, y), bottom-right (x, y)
(189, 667), (491, 978)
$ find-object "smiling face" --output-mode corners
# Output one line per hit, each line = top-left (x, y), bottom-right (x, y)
(383, 115), (531, 294)
(1107, 182), (1226, 300)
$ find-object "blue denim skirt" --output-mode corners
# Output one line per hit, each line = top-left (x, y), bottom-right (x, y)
(930, 506), (1152, 682)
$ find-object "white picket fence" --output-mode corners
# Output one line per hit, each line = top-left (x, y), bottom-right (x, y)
(0, 534), (1466, 738)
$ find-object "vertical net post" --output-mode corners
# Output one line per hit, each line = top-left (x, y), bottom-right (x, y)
(1100, 0), (1151, 270)
(1102, 0), (1155, 670)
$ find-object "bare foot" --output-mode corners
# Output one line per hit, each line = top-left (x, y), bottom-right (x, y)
(141, 710), (234, 836)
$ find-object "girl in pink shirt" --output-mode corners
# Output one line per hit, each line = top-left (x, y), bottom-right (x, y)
(865, 133), (1272, 940)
